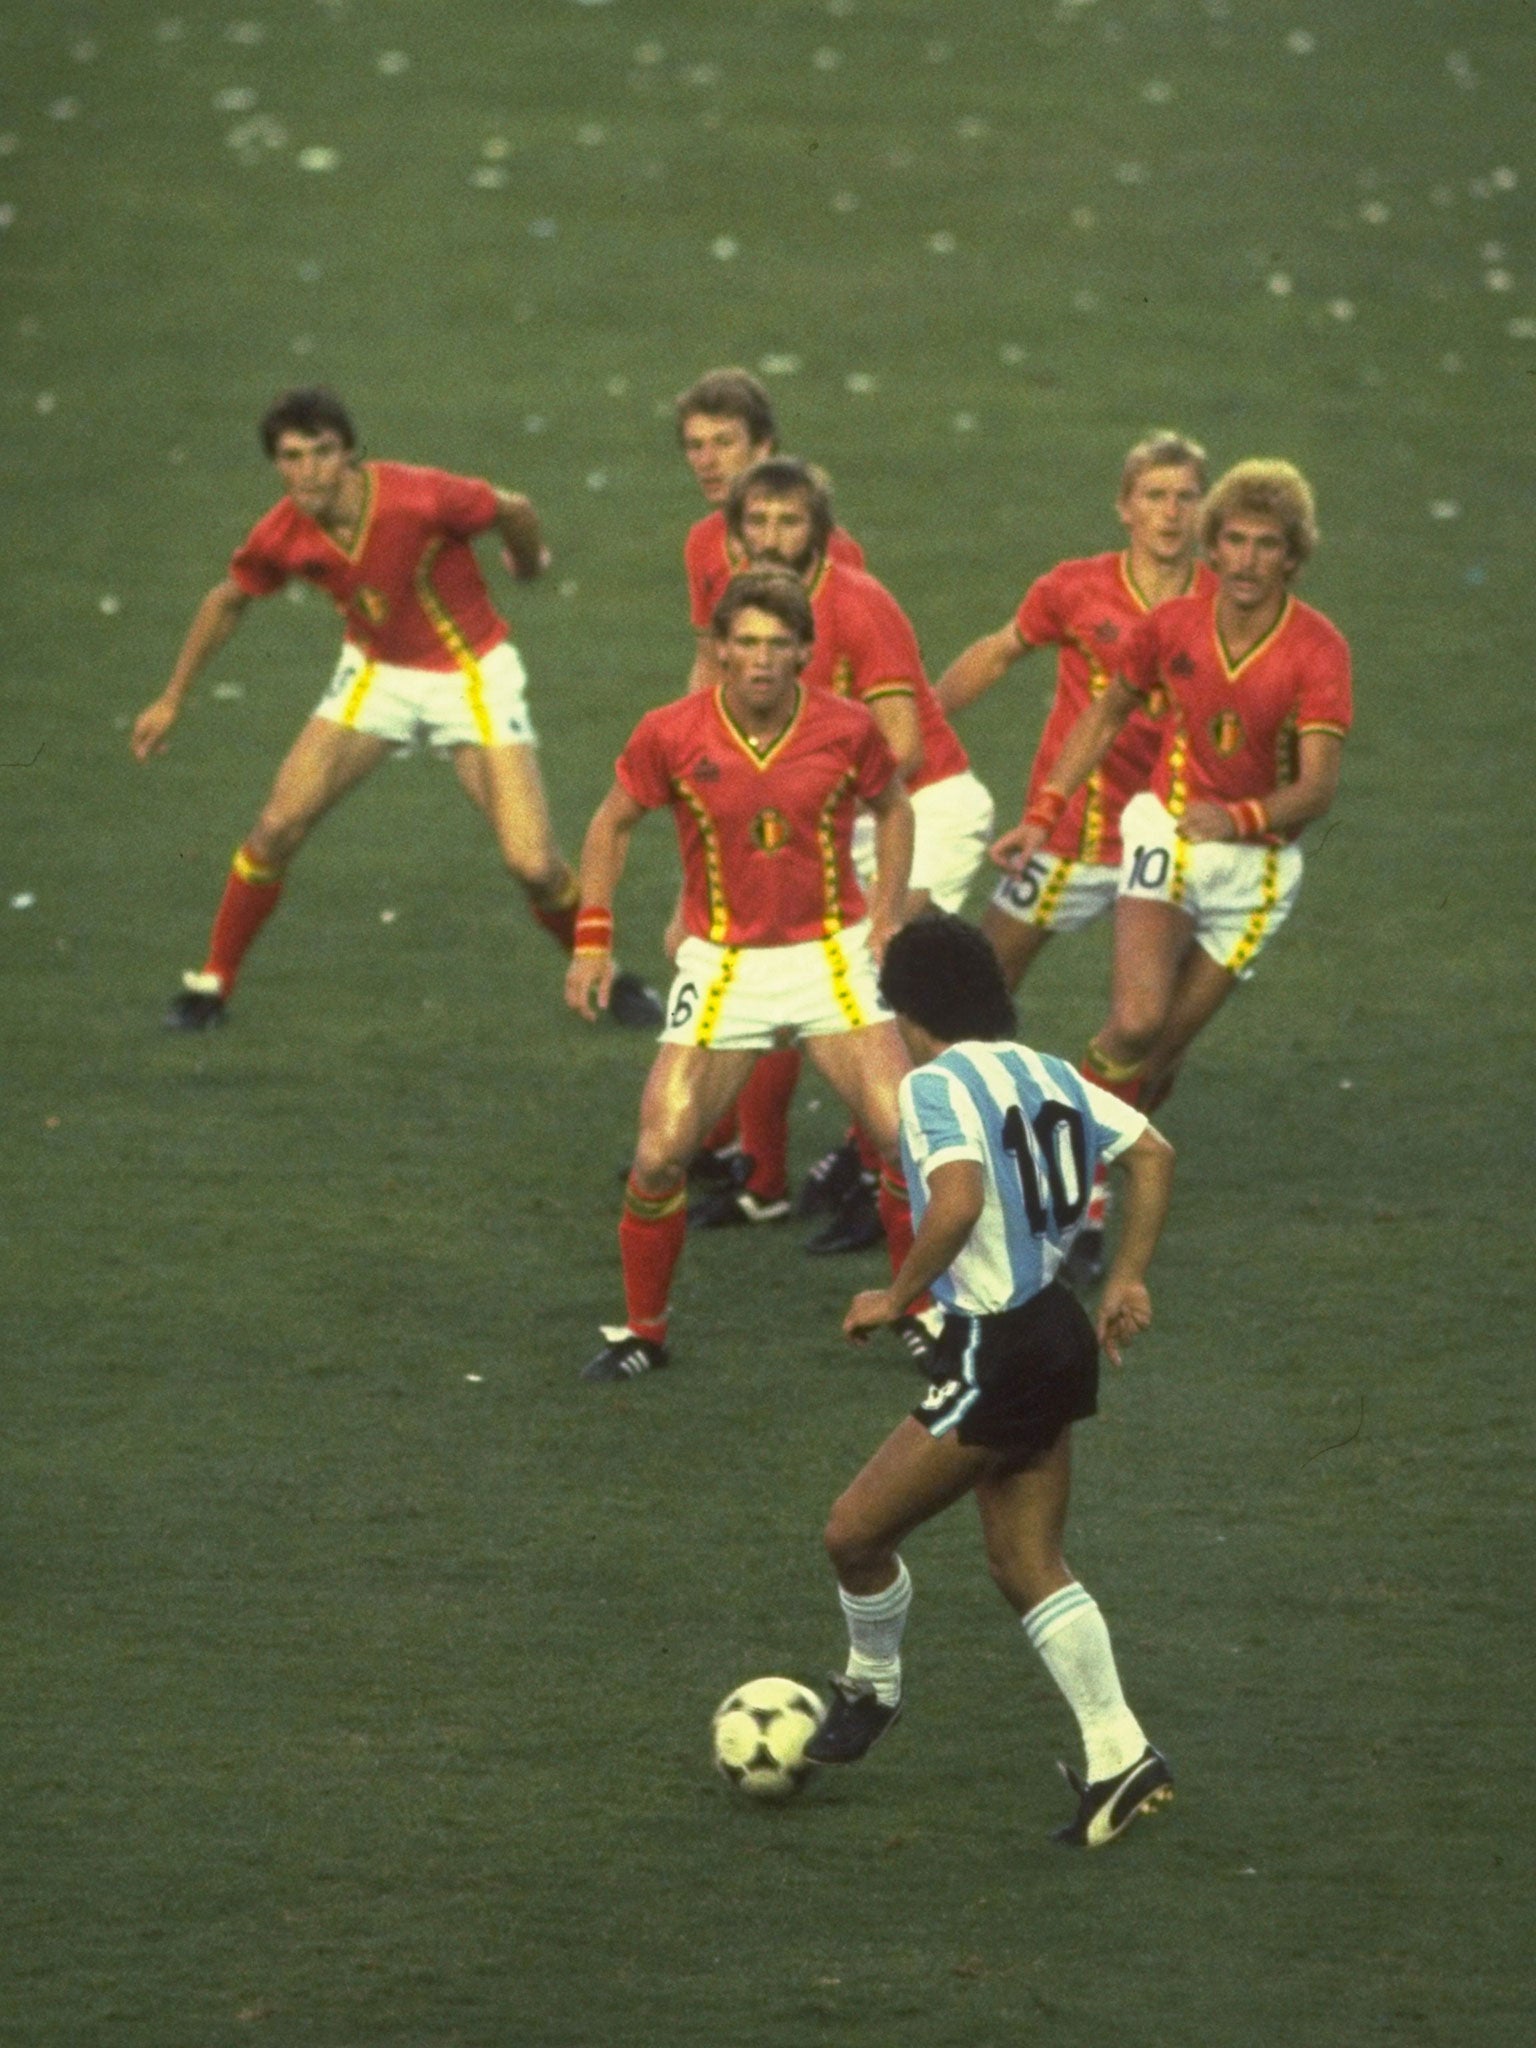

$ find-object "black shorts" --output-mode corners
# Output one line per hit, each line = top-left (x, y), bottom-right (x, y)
(911, 1281), (1099, 1473)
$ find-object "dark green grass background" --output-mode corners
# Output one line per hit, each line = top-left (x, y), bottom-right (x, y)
(2, 2), (1532, 2042)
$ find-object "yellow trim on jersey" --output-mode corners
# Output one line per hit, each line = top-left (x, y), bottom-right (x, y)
(1120, 550), (1201, 611)
(674, 778), (729, 942)
(821, 932), (867, 1029)
(1165, 728), (1190, 819)
(338, 660), (378, 727)
(1223, 849), (1282, 974)
(860, 679), (917, 702)
(716, 684), (805, 771)
(1032, 857), (1076, 927)
(312, 463), (377, 565)
(1216, 595), (1293, 681)
(694, 947), (742, 1047)
(816, 767), (859, 934)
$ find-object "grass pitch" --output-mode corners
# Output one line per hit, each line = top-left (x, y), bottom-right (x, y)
(2, 2), (1532, 2043)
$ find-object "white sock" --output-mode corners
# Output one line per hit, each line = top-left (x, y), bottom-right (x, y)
(839, 1557), (912, 1706)
(1023, 1581), (1147, 1780)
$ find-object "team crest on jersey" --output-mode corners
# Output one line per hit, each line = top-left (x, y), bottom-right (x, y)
(351, 585), (389, 624)
(751, 808), (791, 852)
(1209, 709), (1245, 755)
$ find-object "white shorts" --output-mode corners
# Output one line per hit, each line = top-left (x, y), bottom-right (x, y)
(1117, 790), (1304, 977)
(989, 853), (1119, 935)
(315, 640), (538, 752)
(851, 769), (996, 911)
(660, 922), (891, 1051)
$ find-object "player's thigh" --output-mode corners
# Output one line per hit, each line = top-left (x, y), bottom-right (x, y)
(827, 1417), (991, 1561)
(471, 743), (564, 872)
(802, 1021), (908, 1160)
(634, 1043), (757, 1176)
(1147, 946), (1237, 1072)
(980, 900), (1054, 989)
(1107, 894), (1197, 1043)
(257, 717), (391, 838)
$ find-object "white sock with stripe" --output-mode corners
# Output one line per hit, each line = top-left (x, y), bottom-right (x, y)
(839, 1557), (912, 1706)
(1023, 1581), (1147, 1780)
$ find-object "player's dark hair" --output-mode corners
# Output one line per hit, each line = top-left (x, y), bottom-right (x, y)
(723, 457), (834, 558)
(879, 913), (1018, 1044)
(711, 570), (815, 646)
(259, 387), (358, 457)
(674, 368), (776, 449)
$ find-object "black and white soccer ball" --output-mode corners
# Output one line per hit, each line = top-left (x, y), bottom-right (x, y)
(711, 1676), (825, 1800)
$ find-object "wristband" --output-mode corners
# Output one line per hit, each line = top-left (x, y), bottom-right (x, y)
(573, 906), (614, 957)
(1023, 786), (1068, 835)
(1223, 798), (1269, 841)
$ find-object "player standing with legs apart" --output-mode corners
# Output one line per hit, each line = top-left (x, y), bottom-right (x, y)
(131, 387), (661, 1029)
(936, 431), (1210, 1286)
(566, 571), (942, 1381)
(803, 913), (1177, 1850)
(989, 460), (1351, 1198)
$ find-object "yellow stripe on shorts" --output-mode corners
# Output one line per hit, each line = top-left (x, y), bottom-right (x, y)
(460, 654), (496, 746)
(1171, 833), (1191, 908)
(1224, 849), (1282, 975)
(1034, 857), (1075, 927)
(694, 947), (741, 1047)
(339, 661), (377, 726)
(821, 933), (867, 1029)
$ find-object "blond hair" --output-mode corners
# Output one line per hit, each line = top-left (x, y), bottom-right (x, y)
(1202, 459), (1318, 564)
(1119, 429), (1208, 498)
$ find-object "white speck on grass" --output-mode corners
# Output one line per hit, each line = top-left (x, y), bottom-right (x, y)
(1446, 51), (1477, 89)
(831, 190), (859, 213)
(955, 116), (990, 139)
(1491, 166), (1517, 191)
(1482, 241), (1506, 262)
(211, 682), (244, 700)
(845, 372), (878, 395)
(1114, 161), (1148, 185)
(470, 165), (507, 189)
(1286, 29), (1316, 55)
(0, 135), (17, 156)
(1267, 271), (1293, 296)
(759, 353), (802, 375)
(35, 391), (56, 413)
(558, 579), (579, 598)
(1141, 79), (1173, 102)
(155, 19), (186, 41)
(296, 146), (339, 172)
(523, 415), (546, 433)
(481, 137), (510, 160)
(1508, 317), (1536, 339)
(1428, 500), (1460, 520)
(683, 63), (720, 87)
(925, 41), (951, 62)
(227, 116), (287, 159)
(953, 412), (977, 433)
(99, 594), (121, 615)
(48, 98), (81, 121)
(711, 235), (738, 260)
(214, 87), (256, 110)
(226, 21), (267, 45)
(927, 230), (957, 254)
(1328, 298), (1355, 321)
(1072, 288), (1099, 311)
(290, 335), (315, 355)
(10, 893), (36, 911)
(1071, 205), (1096, 229)
(0, 205), (14, 229)
(297, 259), (321, 282)
(72, 38), (98, 62)
(285, 582), (306, 602)
(1359, 200), (1390, 225)
(577, 123), (607, 146)
(379, 908), (398, 924)
(1440, 351), (1463, 371)
(464, 1373), (484, 1383)
(812, 47), (844, 70)
(376, 51), (410, 75)
(1000, 343), (1025, 364)
(1485, 267), (1513, 291)
(585, 470), (609, 491)
(633, 41), (664, 65)
(604, 375), (629, 397)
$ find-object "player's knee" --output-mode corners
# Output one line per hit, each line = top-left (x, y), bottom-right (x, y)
(822, 1498), (887, 1580)
(248, 810), (306, 865)
(514, 855), (570, 900)
(631, 1135), (690, 1189)
(1105, 1003), (1163, 1060)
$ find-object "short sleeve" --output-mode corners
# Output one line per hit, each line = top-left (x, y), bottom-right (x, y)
(228, 518), (288, 597)
(1075, 1072), (1149, 1164)
(423, 468), (500, 538)
(1296, 622), (1353, 737)
(1015, 567), (1068, 649)
(615, 711), (674, 812)
(843, 580), (925, 705)
(828, 527), (866, 572)
(900, 1067), (985, 1181)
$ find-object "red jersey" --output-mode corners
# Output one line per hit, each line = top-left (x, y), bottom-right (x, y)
(229, 461), (508, 671)
(1019, 551), (1218, 865)
(616, 686), (898, 947)
(1117, 591), (1352, 837)
(803, 559), (970, 796)
(685, 508), (865, 630)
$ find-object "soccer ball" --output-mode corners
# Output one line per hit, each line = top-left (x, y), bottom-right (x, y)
(711, 1676), (825, 1800)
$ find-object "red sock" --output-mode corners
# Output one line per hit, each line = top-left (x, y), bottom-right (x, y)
(737, 1046), (801, 1200)
(702, 1109), (739, 1152)
(530, 877), (580, 953)
(618, 1173), (687, 1342)
(852, 1123), (883, 1177)
(204, 845), (285, 993)
(1080, 1038), (1145, 1109)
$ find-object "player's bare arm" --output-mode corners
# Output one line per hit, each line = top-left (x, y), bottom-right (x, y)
(566, 781), (646, 1021)
(865, 690), (924, 781)
(131, 577), (251, 761)
(1095, 1125), (1175, 1366)
(494, 489), (550, 580)
(1179, 730), (1345, 844)
(935, 623), (1030, 715)
(844, 1158), (984, 1339)
(864, 777), (915, 955)
(988, 675), (1140, 871)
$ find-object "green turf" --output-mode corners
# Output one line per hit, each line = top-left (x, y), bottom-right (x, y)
(2, 1), (1533, 2042)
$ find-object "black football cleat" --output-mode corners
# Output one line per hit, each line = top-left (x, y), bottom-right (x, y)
(804, 1176), (885, 1255)
(608, 970), (665, 1030)
(581, 1325), (669, 1383)
(1060, 1226), (1106, 1294)
(164, 972), (228, 1032)
(688, 1143), (752, 1190)
(687, 1186), (793, 1230)
(802, 1674), (903, 1765)
(794, 1138), (863, 1218)
(1051, 1745), (1173, 1849)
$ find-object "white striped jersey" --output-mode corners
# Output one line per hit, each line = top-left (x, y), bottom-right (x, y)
(897, 1041), (1148, 1314)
